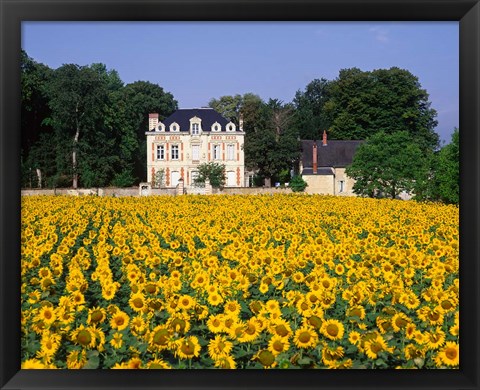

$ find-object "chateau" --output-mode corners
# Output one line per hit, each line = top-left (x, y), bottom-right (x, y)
(145, 108), (245, 189)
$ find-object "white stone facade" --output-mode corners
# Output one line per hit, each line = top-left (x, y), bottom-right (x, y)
(146, 109), (245, 189)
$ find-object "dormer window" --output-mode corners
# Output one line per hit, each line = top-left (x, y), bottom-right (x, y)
(170, 122), (179, 132)
(156, 123), (165, 132)
(189, 116), (202, 135)
(192, 123), (200, 135)
(211, 122), (221, 132)
(226, 122), (236, 132)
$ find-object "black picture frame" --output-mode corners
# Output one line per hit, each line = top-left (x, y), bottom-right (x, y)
(1, 0), (478, 389)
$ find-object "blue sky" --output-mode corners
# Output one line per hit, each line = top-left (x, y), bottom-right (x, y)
(22, 22), (458, 143)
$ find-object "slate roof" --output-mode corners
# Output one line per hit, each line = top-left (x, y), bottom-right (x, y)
(301, 139), (364, 173)
(156, 108), (233, 132)
(302, 167), (334, 176)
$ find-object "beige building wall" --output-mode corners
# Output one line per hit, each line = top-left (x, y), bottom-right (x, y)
(146, 131), (245, 188)
(333, 167), (357, 196)
(303, 174), (335, 195)
(303, 168), (358, 196)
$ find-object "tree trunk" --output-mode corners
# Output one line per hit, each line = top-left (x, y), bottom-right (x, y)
(36, 168), (42, 188)
(72, 115), (80, 189)
(391, 183), (396, 199)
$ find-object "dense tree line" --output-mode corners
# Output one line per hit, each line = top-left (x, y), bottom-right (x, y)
(21, 51), (177, 188)
(22, 51), (458, 203)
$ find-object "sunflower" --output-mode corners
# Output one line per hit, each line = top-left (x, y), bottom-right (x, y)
(146, 358), (172, 369)
(175, 336), (201, 359)
(404, 344), (425, 360)
(348, 330), (361, 345)
(110, 332), (123, 349)
(130, 315), (148, 336)
(237, 318), (262, 343)
(207, 292), (224, 306)
(425, 328), (446, 350)
(36, 306), (56, 325)
(39, 331), (61, 359)
(129, 292), (147, 313)
(21, 359), (48, 369)
(71, 324), (96, 348)
(254, 350), (277, 369)
(126, 357), (143, 369)
(214, 355), (236, 369)
(177, 294), (195, 311)
(293, 326), (318, 349)
(66, 349), (88, 369)
(346, 305), (366, 321)
(167, 315), (191, 335)
(259, 283), (269, 294)
(110, 311), (129, 331)
(438, 341), (459, 367)
(405, 323), (417, 339)
(292, 271), (305, 283)
(320, 319), (345, 341)
(391, 312), (410, 332)
(70, 291), (85, 306)
(265, 299), (281, 314)
(321, 344), (345, 366)
(27, 290), (41, 305)
(208, 335), (233, 360)
(364, 334), (393, 359)
(207, 314), (225, 334)
(149, 325), (173, 351)
(223, 300), (241, 317)
(268, 334), (290, 356)
(87, 307), (106, 325)
(268, 319), (292, 339)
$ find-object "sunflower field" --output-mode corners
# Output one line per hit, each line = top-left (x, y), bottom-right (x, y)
(21, 194), (459, 369)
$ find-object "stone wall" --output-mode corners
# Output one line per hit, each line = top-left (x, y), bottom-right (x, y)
(303, 175), (335, 195)
(214, 187), (293, 195)
(22, 186), (294, 197)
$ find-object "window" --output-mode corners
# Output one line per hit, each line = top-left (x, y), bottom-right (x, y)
(171, 145), (179, 160)
(192, 145), (200, 161)
(213, 144), (221, 160)
(227, 144), (235, 160)
(170, 123), (179, 132)
(192, 123), (200, 135)
(156, 144), (165, 160)
(339, 180), (345, 193)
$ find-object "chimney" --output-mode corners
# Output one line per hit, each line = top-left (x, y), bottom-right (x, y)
(312, 141), (318, 174)
(149, 113), (159, 131)
(322, 130), (327, 146)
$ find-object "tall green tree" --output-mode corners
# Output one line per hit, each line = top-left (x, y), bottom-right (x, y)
(21, 51), (54, 187)
(291, 78), (332, 140)
(114, 81), (177, 182)
(325, 67), (439, 151)
(435, 128), (459, 204)
(243, 99), (300, 186)
(208, 94), (243, 124)
(45, 63), (118, 188)
(345, 131), (427, 199)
